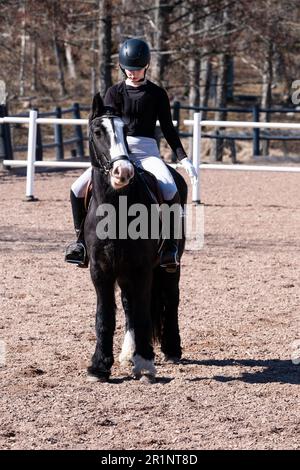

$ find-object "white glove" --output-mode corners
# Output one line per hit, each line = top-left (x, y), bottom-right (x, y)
(181, 157), (198, 185)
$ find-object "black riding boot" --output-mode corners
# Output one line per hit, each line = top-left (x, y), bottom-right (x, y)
(65, 190), (88, 267)
(160, 193), (181, 272)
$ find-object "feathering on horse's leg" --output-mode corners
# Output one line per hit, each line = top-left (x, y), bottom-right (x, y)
(118, 289), (135, 365)
(119, 329), (135, 366)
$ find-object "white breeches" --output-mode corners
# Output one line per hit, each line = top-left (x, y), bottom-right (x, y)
(71, 137), (177, 201)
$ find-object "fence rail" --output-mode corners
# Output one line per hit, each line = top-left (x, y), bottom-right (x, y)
(184, 113), (300, 202)
(1, 110), (300, 202)
(2, 102), (300, 163)
(0, 103), (88, 162)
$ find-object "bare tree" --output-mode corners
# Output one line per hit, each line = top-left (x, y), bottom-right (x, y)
(30, 37), (38, 92)
(50, 1), (67, 96)
(188, 6), (200, 157)
(98, 0), (112, 97)
(91, 20), (98, 96)
(199, 3), (214, 116)
(152, 0), (172, 86)
(0, 0), (300, 123)
(19, 0), (26, 97)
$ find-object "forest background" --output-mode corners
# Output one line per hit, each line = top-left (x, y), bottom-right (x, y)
(1, 0), (300, 160)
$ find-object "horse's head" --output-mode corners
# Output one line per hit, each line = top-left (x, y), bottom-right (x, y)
(89, 95), (134, 190)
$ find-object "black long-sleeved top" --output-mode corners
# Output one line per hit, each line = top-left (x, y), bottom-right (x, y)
(104, 80), (187, 161)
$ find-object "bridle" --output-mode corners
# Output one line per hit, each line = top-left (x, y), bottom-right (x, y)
(89, 115), (131, 175)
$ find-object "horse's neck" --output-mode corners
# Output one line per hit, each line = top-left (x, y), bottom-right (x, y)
(91, 169), (110, 203)
(91, 167), (134, 206)
(91, 169), (149, 209)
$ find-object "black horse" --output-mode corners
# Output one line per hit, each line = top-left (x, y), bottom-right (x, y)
(85, 95), (187, 382)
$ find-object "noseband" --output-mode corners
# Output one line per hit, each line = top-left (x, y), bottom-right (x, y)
(90, 115), (130, 175)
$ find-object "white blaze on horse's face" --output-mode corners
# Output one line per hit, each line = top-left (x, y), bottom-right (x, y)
(101, 117), (134, 190)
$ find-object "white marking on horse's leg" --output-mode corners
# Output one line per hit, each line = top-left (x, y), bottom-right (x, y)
(119, 329), (135, 365)
(132, 354), (156, 377)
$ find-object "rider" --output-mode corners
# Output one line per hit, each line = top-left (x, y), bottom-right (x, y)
(65, 38), (197, 268)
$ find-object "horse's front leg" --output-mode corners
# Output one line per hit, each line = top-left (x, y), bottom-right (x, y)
(87, 271), (116, 382)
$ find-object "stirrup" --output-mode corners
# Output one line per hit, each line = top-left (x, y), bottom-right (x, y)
(65, 241), (88, 268)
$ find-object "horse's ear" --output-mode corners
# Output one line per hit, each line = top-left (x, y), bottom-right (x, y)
(89, 93), (104, 123)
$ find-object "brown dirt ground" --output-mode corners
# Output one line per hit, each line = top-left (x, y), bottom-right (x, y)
(0, 167), (299, 450)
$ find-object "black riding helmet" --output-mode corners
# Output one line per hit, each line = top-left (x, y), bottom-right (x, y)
(119, 38), (150, 71)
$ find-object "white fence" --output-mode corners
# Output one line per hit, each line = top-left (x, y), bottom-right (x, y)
(1, 110), (89, 200)
(184, 113), (300, 203)
(2, 110), (300, 202)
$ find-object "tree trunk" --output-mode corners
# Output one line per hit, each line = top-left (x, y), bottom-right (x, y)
(199, 3), (214, 118)
(91, 21), (97, 96)
(152, 0), (171, 86)
(65, 42), (76, 80)
(0, 80), (6, 105)
(199, 56), (212, 114)
(53, 33), (67, 97)
(19, 0), (26, 97)
(98, 0), (112, 97)
(51, 1), (67, 97)
(65, 7), (76, 80)
(212, 53), (228, 162)
(188, 9), (200, 158)
(211, 6), (231, 162)
(30, 38), (38, 92)
(261, 43), (273, 156)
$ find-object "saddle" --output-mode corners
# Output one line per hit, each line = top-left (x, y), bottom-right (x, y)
(135, 166), (164, 206)
(84, 180), (93, 211)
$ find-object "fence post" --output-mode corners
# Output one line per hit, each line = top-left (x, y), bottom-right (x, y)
(192, 112), (201, 204)
(73, 102), (85, 158)
(172, 101), (180, 162)
(252, 105), (260, 156)
(54, 107), (64, 160)
(0, 104), (6, 161)
(35, 109), (43, 161)
(0, 104), (13, 160)
(25, 109), (38, 201)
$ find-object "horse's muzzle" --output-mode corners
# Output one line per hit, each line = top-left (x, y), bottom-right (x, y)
(111, 159), (134, 189)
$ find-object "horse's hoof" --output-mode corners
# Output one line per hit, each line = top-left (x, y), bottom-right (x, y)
(140, 374), (156, 384)
(87, 374), (106, 383)
(87, 367), (110, 383)
(119, 357), (134, 367)
(162, 355), (181, 364)
(133, 372), (142, 380)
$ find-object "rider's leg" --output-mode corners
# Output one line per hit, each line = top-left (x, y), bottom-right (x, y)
(137, 155), (181, 269)
(65, 168), (91, 266)
(159, 192), (181, 269)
